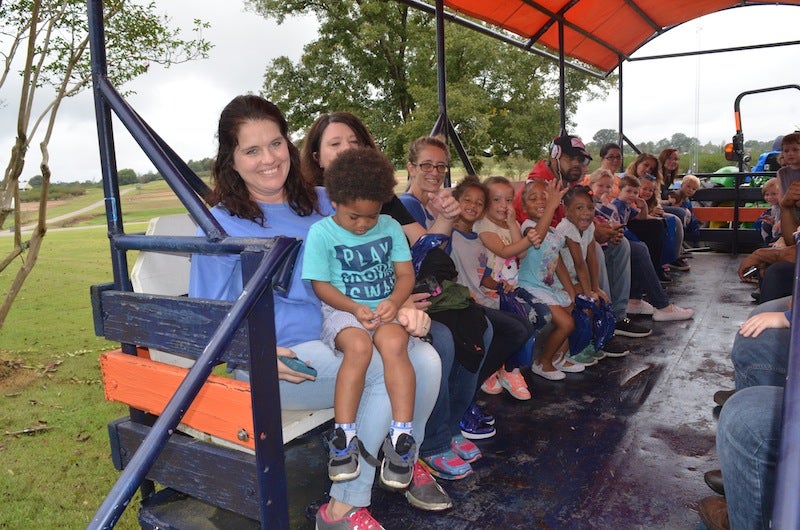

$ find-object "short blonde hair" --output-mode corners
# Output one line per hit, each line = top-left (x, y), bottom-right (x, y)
(763, 177), (781, 196)
(681, 174), (701, 188)
(589, 168), (614, 184)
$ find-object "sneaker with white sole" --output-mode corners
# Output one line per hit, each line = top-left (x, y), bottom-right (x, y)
(498, 368), (531, 400)
(615, 317), (652, 337)
(600, 337), (631, 358)
(327, 427), (361, 482)
(480, 371), (503, 394)
(405, 462), (454, 511)
(626, 299), (655, 316)
(652, 304), (694, 322)
(379, 434), (417, 490)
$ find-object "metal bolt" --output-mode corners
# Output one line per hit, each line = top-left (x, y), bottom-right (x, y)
(237, 429), (249, 441)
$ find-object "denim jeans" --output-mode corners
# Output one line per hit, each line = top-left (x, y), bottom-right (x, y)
(420, 318), (493, 458)
(628, 239), (669, 308)
(602, 237), (631, 321)
(718, 386), (782, 530)
(236, 337), (441, 508)
(732, 296), (792, 390)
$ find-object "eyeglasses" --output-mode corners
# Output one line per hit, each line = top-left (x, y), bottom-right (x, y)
(604, 155), (622, 160)
(412, 162), (449, 174)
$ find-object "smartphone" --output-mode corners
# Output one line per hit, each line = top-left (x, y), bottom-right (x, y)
(278, 356), (317, 377)
(742, 266), (759, 279)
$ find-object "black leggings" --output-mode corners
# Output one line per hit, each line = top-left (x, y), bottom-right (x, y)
(477, 307), (533, 386)
(627, 218), (666, 271)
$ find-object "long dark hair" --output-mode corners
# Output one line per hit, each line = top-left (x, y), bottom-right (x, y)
(301, 112), (378, 186)
(208, 95), (317, 224)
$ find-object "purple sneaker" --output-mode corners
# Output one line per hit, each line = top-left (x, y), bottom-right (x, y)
(465, 401), (495, 426)
(459, 411), (496, 440)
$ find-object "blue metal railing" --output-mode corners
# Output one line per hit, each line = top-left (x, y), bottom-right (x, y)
(86, 0), (296, 527)
(770, 234), (800, 529)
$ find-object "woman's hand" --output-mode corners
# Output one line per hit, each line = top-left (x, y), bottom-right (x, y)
(276, 346), (316, 384)
(408, 291), (432, 312)
(428, 189), (461, 220)
(738, 311), (790, 338)
(397, 306), (432, 337)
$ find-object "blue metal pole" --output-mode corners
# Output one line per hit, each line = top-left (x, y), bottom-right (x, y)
(771, 236), (800, 529)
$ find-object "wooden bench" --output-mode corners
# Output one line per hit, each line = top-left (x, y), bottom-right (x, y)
(92, 215), (332, 526)
(114, 214), (334, 447)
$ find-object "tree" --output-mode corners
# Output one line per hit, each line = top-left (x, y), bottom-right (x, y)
(117, 168), (137, 186)
(0, 0), (210, 329)
(247, 0), (611, 169)
(593, 128), (618, 147)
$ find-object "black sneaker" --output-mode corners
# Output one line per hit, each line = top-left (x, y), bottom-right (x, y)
(658, 268), (672, 283)
(327, 428), (361, 482)
(380, 433), (417, 490)
(614, 317), (652, 338)
(600, 337), (631, 358)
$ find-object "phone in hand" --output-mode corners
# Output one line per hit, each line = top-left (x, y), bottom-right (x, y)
(743, 266), (759, 279)
(278, 356), (317, 377)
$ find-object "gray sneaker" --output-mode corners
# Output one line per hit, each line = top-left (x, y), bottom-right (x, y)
(327, 428), (360, 482)
(379, 433), (416, 490)
(404, 462), (453, 511)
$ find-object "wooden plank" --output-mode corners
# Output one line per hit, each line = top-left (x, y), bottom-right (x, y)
(109, 418), (263, 521)
(98, 291), (250, 366)
(101, 350), (333, 447)
(693, 207), (764, 223)
(692, 187), (763, 202)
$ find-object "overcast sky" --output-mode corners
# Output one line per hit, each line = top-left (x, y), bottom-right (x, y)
(3, 2), (800, 183)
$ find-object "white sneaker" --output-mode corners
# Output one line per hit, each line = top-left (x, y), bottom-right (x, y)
(652, 304), (694, 322)
(553, 353), (586, 373)
(627, 299), (655, 315)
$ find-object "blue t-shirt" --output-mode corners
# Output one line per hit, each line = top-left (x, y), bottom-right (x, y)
(399, 192), (435, 229)
(188, 188), (335, 348)
(302, 215), (411, 310)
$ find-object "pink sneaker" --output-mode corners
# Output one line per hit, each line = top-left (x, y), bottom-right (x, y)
(315, 503), (384, 529)
(481, 371), (502, 394)
(498, 368), (531, 400)
(653, 304), (694, 322)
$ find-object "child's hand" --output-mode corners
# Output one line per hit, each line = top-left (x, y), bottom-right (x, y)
(738, 311), (790, 337)
(374, 299), (399, 323)
(592, 288), (609, 303)
(526, 228), (542, 248)
(355, 304), (380, 330)
(545, 179), (568, 205)
(497, 280), (516, 294)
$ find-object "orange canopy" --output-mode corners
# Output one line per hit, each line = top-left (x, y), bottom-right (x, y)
(443, 0), (800, 73)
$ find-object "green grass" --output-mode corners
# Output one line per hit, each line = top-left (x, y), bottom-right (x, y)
(0, 188), (191, 529)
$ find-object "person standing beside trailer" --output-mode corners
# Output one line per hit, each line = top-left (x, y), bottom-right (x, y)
(189, 95), (448, 529)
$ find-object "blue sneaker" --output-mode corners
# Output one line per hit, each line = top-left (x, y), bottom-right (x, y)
(465, 401), (495, 426)
(451, 434), (482, 463)
(459, 411), (496, 440)
(421, 449), (473, 480)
